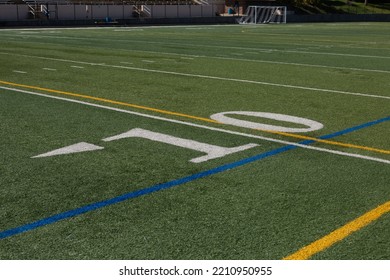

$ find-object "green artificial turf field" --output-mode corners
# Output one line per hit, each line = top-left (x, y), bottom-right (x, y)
(0, 22), (389, 260)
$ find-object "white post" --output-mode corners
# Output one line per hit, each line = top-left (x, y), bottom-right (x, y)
(254, 6), (257, 24)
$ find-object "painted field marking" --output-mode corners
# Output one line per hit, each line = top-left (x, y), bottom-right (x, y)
(1, 84), (389, 165)
(32, 142), (104, 158)
(70, 65), (84, 69)
(214, 56), (390, 74)
(102, 128), (258, 163)
(43, 68), (57, 71)
(1, 80), (389, 158)
(12, 70), (27, 74)
(0, 97), (388, 241)
(1, 52), (389, 100)
(284, 200), (390, 260)
(96, 64), (390, 100)
(210, 111), (324, 133)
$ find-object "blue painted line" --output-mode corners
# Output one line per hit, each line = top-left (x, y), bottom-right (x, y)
(0, 145), (295, 240)
(319, 116), (390, 140)
(0, 116), (389, 240)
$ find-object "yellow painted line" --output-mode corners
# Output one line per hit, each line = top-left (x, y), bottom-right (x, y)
(0, 80), (219, 124)
(283, 200), (390, 260)
(261, 130), (390, 155)
(1, 79), (389, 156)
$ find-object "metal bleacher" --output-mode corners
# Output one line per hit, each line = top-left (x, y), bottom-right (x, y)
(1, 0), (208, 6)
(0, 0), (217, 23)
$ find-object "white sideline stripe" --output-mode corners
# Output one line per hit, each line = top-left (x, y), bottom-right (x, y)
(99, 64), (390, 100)
(1, 52), (388, 100)
(43, 68), (57, 71)
(214, 56), (390, 74)
(71, 65), (84, 69)
(1, 85), (389, 165)
(13, 70), (27, 74)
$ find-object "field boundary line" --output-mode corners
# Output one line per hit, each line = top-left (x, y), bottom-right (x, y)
(1, 84), (390, 165)
(284, 200), (390, 260)
(0, 52), (389, 100)
(1, 80), (389, 157)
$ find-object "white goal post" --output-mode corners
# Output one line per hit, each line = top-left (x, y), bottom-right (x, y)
(238, 6), (287, 24)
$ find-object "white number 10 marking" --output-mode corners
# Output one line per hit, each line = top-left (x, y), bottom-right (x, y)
(32, 111), (322, 163)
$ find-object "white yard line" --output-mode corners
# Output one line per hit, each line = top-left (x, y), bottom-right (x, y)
(1, 52), (389, 100)
(213, 56), (390, 74)
(98, 64), (390, 101)
(1, 85), (389, 165)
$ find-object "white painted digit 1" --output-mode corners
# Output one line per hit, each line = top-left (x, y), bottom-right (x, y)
(210, 111), (323, 133)
(103, 128), (258, 163)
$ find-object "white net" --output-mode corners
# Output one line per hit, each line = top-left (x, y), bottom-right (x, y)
(238, 6), (287, 24)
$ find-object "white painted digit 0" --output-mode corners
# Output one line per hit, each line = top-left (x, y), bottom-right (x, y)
(210, 111), (323, 133)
